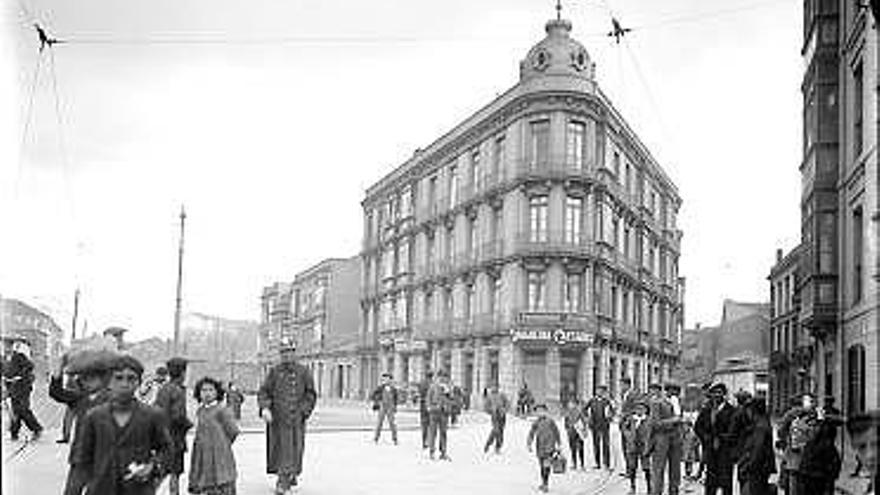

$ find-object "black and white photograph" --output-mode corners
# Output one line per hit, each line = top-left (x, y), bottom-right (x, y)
(1, 0), (878, 494)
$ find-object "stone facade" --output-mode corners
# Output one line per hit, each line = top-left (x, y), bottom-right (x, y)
(792, 1), (878, 418)
(359, 16), (683, 411)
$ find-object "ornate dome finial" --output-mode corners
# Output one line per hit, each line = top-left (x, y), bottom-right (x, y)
(518, 5), (595, 82)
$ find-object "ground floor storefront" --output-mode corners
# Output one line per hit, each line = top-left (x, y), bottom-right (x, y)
(359, 329), (676, 412)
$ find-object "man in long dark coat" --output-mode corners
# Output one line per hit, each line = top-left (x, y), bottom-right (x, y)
(258, 338), (317, 494)
(584, 384), (615, 470)
(694, 382), (737, 495)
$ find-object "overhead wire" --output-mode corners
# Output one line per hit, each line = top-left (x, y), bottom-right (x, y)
(13, 53), (43, 200)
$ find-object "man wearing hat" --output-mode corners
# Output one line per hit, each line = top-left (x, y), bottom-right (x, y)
(646, 382), (683, 495)
(154, 357), (192, 495)
(694, 382), (737, 495)
(370, 372), (399, 444)
(259, 337), (317, 494)
(584, 384), (615, 470)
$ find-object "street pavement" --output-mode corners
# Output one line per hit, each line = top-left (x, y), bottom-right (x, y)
(4, 400), (710, 495)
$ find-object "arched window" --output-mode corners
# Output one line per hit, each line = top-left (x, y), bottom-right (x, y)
(847, 344), (866, 415)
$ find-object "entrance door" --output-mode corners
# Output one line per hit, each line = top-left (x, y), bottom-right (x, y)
(523, 350), (547, 403)
(560, 353), (580, 404)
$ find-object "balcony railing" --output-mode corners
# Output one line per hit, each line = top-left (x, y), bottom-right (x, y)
(513, 229), (593, 258)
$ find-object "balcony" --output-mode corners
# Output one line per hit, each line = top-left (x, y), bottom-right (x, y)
(479, 239), (504, 264)
(510, 154), (592, 183)
(513, 230), (593, 259)
(662, 228), (682, 252)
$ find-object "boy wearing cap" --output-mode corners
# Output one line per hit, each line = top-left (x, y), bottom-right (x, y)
(527, 403), (562, 493)
(68, 355), (172, 495)
(623, 400), (652, 494)
(370, 372), (399, 444)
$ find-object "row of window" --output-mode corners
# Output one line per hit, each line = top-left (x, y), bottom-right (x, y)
(364, 192), (679, 290)
(364, 268), (680, 340)
(365, 116), (678, 247)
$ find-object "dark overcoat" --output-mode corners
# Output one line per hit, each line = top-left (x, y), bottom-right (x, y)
(694, 401), (738, 483)
(257, 361), (317, 476)
(68, 401), (171, 495)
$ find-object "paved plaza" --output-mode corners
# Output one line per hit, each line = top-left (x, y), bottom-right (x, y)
(2, 399), (710, 495)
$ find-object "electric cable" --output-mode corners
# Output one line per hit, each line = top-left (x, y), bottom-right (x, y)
(13, 53), (43, 200)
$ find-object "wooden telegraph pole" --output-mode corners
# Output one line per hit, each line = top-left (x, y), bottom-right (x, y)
(173, 205), (186, 356)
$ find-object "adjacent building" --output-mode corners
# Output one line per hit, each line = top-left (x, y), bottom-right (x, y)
(785, 0), (878, 420)
(768, 245), (811, 415)
(0, 297), (65, 381)
(259, 257), (361, 399)
(359, 14), (684, 410)
(179, 312), (261, 391)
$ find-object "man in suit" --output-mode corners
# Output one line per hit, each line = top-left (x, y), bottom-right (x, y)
(694, 383), (738, 495)
(426, 370), (453, 461)
(585, 384), (615, 470)
(648, 382), (683, 495)
(371, 372), (399, 445)
(258, 338), (318, 494)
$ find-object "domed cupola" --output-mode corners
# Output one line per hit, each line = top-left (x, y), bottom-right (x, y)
(519, 17), (595, 82)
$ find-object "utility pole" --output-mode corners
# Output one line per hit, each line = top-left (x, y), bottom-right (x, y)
(173, 205), (186, 356)
(71, 288), (80, 342)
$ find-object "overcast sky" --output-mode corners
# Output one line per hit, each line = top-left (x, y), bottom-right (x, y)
(0, 0), (802, 342)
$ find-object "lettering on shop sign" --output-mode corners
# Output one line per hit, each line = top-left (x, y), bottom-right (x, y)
(511, 328), (592, 345)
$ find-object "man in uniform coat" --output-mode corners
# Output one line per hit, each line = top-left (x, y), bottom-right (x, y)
(694, 382), (737, 495)
(647, 382), (683, 495)
(258, 338), (317, 494)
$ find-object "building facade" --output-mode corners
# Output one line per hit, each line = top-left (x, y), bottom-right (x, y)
(793, 0), (878, 420)
(291, 257), (361, 400)
(768, 246), (812, 415)
(0, 297), (64, 382)
(259, 259), (361, 399)
(359, 16), (684, 410)
(258, 281), (293, 375)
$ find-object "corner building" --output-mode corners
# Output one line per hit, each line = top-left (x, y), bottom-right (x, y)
(359, 16), (684, 409)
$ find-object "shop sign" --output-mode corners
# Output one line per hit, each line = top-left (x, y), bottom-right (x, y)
(511, 328), (592, 346)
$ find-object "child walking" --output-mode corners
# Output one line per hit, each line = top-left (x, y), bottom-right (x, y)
(189, 377), (240, 495)
(527, 403), (562, 493)
(682, 418), (701, 481)
(622, 401), (652, 495)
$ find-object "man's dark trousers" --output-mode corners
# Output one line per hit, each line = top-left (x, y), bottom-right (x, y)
(9, 395), (42, 438)
(428, 411), (449, 456)
(591, 425), (611, 468)
(420, 408), (430, 448)
(650, 430), (682, 495)
(484, 413), (506, 452)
